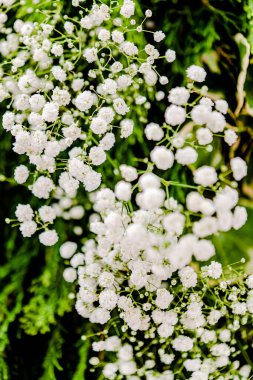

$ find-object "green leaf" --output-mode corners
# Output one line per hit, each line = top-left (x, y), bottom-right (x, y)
(39, 329), (64, 380)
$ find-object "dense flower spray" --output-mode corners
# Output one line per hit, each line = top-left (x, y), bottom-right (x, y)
(1, 0), (251, 378)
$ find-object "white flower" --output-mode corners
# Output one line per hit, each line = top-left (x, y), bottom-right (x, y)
(99, 133), (115, 151)
(175, 147), (197, 165)
(90, 308), (111, 324)
(90, 117), (108, 135)
(99, 289), (118, 310)
(38, 205), (56, 223)
(120, 0), (135, 18)
(113, 98), (129, 115)
(120, 119), (133, 137)
(193, 217), (218, 238)
(60, 241), (77, 259)
(98, 272), (115, 288)
(207, 310), (223, 325)
(196, 128), (213, 145)
(15, 204), (33, 222)
(51, 43), (63, 56)
(158, 324), (174, 338)
(75, 90), (96, 112)
(32, 176), (54, 199)
(161, 77), (170, 85)
(63, 267), (77, 282)
(224, 129), (238, 146)
(112, 30), (124, 44)
(14, 165), (29, 184)
(193, 239), (215, 261)
(39, 229), (59, 246)
(51, 65), (66, 82)
(155, 288), (173, 309)
(172, 335), (194, 352)
(230, 157), (247, 181)
(171, 135), (184, 148)
(215, 99), (228, 114)
(210, 343), (230, 357)
(83, 169), (101, 192)
(98, 28), (110, 41)
(184, 359), (201, 372)
(162, 212), (185, 236)
(136, 188), (165, 210)
(145, 122), (164, 141)
(118, 361), (136, 376)
(206, 111), (226, 133)
(144, 69), (158, 86)
(120, 165), (138, 182)
(139, 172), (161, 190)
(117, 74), (132, 90)
(231, 301), (247, 315)
(83, 47), (97, 63)
(154, 31), (165, 42)
(103, 363), (118, 378)
(186, 192), (203, 212)
(99, 78), (117, 95)
(186, 65), (206, 82)
(2, 111), (15, 131)
(29, 94), (46, 112)
(191, 105), (211, 125)
(165, 105), (186, 126)
(246, 274), (253, 289)
(71, 78), (84, 92)
(52, 87), (70, 106)
(70, 206), (84, 220)
(70, 253), (85, 268)
(42, 102), (59, 123)
(64, 21), (74, 34)
(89, 146), (106, 166)
(19, 221), (37, 237)
(239, 365), (251, 378)
(179, 266), (198, 288)
(168, 87), (190, 106)
(233, 206), (247, 230)
(121, 41), (138, 56)
(165, 49), (176, 63)
(190, 372), (208, 380)
(98, 107), (115, 124)
(150, 146), (174, 170)
(201, 261), (222, 279)
(219, 329), (231, 342)
(200, 97), (213, 107)
(194, 166), (217, 187)
(115, 181), (132, 201)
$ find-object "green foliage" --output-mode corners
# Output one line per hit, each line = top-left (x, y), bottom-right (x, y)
(0, 237), (34, 379)
(20, 238), (74, 336)
(72, 338), (90, 380)
(0, 357), (9, 380)
(39, 329), (64, 380)
(244, 0), (253, 53)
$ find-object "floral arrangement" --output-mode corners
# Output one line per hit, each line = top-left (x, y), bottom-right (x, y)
(0, 0), (252, 379)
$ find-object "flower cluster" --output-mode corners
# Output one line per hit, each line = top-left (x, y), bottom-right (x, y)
(1, 0), (175, 243)
(65, 174), (251, 377)
(1, 0), (251, 378)
(86, 268), (253, 379)
(60, 162), (249, 378)
(60, 80), (248, 376)
(61, 78), (248, 287)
